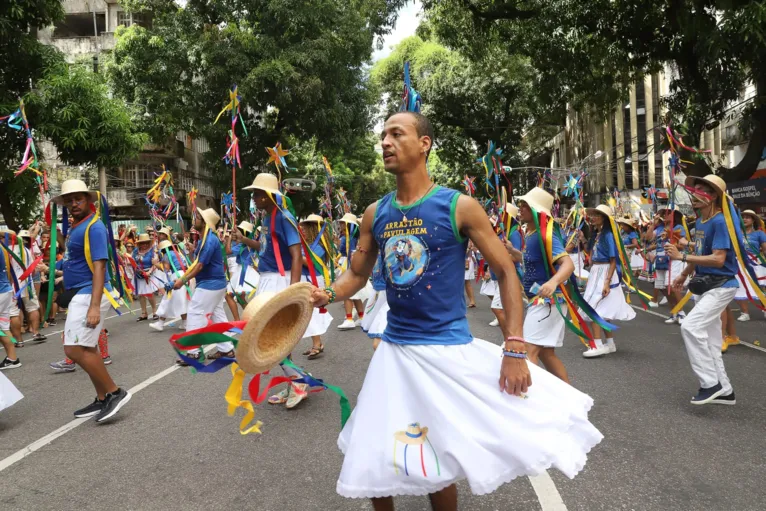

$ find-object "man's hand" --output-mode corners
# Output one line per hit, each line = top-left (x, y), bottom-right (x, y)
(665, 243), (681, 260)
(173, 278), (185, 290)
(538, 280), (557, 299)
(672, 274), (686, 292)
(602, 280), (611, 297)
(86, 304), (100, 329)
(310, 286), (331, 308)
(231, 229), (242, 242)
(499, 356), (531, 396)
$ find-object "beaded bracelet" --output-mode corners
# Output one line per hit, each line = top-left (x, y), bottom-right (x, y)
(324, 286), (337, 304)
(502, 350), (527, 359)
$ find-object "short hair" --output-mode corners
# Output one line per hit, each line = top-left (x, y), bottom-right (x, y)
(385, 111), (435, 158)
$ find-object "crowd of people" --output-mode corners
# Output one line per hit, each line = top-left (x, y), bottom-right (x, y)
(2, 110), (765, 511)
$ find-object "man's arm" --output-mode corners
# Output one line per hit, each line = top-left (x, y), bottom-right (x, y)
(235, 231), (261, 251)
(538, 256), (574, 298)
(87, 260), (106, 328)
(666, 245), (725, 268)
(312, 202), (379, 305)
(289, 244), (302, 285)
(174, 262), (204, 289)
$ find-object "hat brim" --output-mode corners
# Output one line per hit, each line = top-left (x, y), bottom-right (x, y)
(585, 208), (611, 218)
(393, 427), (429, 445)
(51, 190), (99, 206)
(236, 283), (314, 374)
(516, 194), (551, 216)
(684, 175), (724, 201)
(243, 184), (282, 195)
(616, 219), (635, 229)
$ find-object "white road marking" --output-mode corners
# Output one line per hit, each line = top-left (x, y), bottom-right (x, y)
(0, 344), (215, 473)
(631, 305), (766, 354)
(529, 473), (568, 510)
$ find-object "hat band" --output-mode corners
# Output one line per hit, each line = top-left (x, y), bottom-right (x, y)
(406, 431), (422, 438)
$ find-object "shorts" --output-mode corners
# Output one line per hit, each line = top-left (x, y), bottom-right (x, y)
(0, 291), (11, 331)
(22, 294), (39, 312)
(63, 292), (113, 347)
(490, 293), (503, 309)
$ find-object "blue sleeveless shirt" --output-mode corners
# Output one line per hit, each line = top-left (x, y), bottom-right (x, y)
(373, 186), (472, 345)
(371, 257), (386, 291)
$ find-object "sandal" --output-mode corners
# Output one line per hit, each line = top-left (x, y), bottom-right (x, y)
(137, 315), (148, 322)
(176, 351), (202, 366)
(306, 345), (324, 359)
(468, 303), (477, 308)
(268, 388), (290, 405)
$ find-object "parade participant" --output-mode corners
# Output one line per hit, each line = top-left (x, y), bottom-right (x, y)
(618, 218), (643, 278)
(311, 111), (601, 509)
(464, 240), (478, 307)
(0, 239), (21, 369)
(667, 175), (738, 405)
(337, 213), (369, 329)
(652, 208), (689, 324)
(734, 209), (766, 321)
(297, 214), (334, 359)
(54, 179), (130, 421)
(222, 229), (242, 322)
(173, 208), (234, 362)
(489, 204), (524, 329)
(13, 230), (46, 342)
(581, 205), (636, 358)
(564, 221), (589, 285)
(228, 221), (259, 300)
(150, 240), (189, 332)
(237, 173), (307, 407)
(133, 233), (160, 321)
(516, 188), (575, 381)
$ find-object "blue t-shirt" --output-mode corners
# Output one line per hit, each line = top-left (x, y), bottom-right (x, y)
(132, 248), (154, 272)
(62, 214), (110, 295)
(745, 230), (766, 259)
(694, 213), (738, 287)
(161, 249), (182, 274)
(339, 235), (358, 258)
(522, 229), (566, 297)
(592, 230), (618, 263)
(621, 230), (638, 248)
(259, 209), (301, 273)
(193, 233), (226, 290)
(654, 225), (686, 270)
(228, 241), (242, 258)
(236, 244), (255, 267)
(0, 250), (11, 293)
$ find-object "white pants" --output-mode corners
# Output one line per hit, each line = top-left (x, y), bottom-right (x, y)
(680, 286), (737, 393)
(186, 286), (232, 354)
(0, 291), (12, 331)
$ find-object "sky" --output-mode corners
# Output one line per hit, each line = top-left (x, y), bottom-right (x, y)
(372, 1), (422, 62)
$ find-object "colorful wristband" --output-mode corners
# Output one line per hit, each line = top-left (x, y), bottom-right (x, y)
(325, 286), (336, 304)
(502, 350), (527, 359)
(505, 336), (526, 344)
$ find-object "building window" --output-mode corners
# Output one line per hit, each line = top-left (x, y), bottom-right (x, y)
(124, 163), (154, 188)
(116, 11), (149, 28)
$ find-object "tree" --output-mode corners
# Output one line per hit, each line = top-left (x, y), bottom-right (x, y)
(371, 34), (535, 195)
(1, 0), (145, 230)
(106, 0), (407, 212)
(423, 0), (766, 180)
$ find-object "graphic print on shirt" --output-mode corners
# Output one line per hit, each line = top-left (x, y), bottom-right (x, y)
(257, 227), (268, 257)
(382, 218), (430, 290)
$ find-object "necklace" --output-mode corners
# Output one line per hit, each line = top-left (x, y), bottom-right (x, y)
(393, 182), (435, 222)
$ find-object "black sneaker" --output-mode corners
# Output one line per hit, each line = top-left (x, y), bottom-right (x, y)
(691, 383), (726, 405)
(74, 397), (105, 418)
(0, 357), (21, 370)
(47, 318), (57, 326)
(32, 333), (48, 343)
(711, 392), (736, 406)
(95, 388), (132, 423)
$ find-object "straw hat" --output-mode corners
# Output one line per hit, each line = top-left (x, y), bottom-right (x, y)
(516, 187), (554, 216)
(741, 209), (760, 220)
(158, 240), (173, 251)
(146, 225), (155, 232)
(0, 227), (16, 236)
(685, 174), (726, 201)
(394, 422), (429, 445)
(505, 202), (519, 219)
(137, 233), (152, 244)
(339, 213), (358, 225)
(198, 208), (220, 231)
(301, 214), (324, 224)
(237, 221), (254, 234)
(243, 173), (281, 194)
(585, 204), (614, 218)
(236, 282), (315, 374)
(617, 217), (636, 229)
(158, 227), (172, 238)
(51, 179), (99, 205)
(18, 230), (31, 238)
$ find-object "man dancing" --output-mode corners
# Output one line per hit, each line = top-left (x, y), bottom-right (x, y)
(311, 112), (601, 510)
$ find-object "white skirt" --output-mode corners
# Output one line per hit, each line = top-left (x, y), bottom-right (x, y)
(156, 270), (190, 319)
(256, 272), (291, 296)
(524, 302), (567, 348)
(735, 262), (760, 300)
(571, 252), (589, 280)
(629, 249), (644, 271)
(0, 372), (23, 411)
(228, 258), (260, 294)
(654, 260), (686, 290)
(464, 258), (475, 281)
(480, 280), (498, 297)
(301, 276), (333, 338)
(361, 290), (389, 338)
(579, 263), (636, 321)
(135, 270), (162, 296)
(351, 280), (373, 302)
(336, 339), (603, 498)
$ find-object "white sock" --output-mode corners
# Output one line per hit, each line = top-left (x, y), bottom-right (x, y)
(593, 339), (604, 349)
(606, 338), (615, 346)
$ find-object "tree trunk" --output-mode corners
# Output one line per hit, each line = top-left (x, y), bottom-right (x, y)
(0, 180), (21, 232)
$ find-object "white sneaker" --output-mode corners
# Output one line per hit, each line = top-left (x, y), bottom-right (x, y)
(659, 296), (668, 305)
(179, 321), (186, 330)
(149, 321), (165, 332)
(606, 339), (617, 353)
(583, 346), (609, 358)
(355, 318), (363, 327)
(338, 319), (357, 330)
(648, 301), (659, 308)
(737, 313), (750, 322)
(664, 315), (678, 324)
(677, 314), (686, 325)
(489, 318), (499, 327)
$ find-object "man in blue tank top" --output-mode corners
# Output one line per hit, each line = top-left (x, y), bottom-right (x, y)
(311, 112), (602, 509)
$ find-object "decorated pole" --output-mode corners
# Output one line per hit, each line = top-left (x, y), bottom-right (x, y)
(214, 85), (247, 226)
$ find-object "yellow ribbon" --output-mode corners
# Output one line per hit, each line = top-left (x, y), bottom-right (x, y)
(84, 194), (125, 312)
(225, 363), (263, 435)
(722, 199), (766, 307)
(671, 291), (693, 315)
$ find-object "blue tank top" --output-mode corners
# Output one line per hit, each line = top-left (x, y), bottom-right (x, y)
(373, 186), (472, 345)
(371, 257), (386, 291)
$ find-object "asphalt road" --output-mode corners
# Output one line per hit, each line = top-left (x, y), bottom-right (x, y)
(1, 282), (765, 511)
